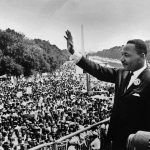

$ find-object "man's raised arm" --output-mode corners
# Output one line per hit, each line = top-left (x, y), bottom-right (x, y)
(64, 30), (82, 64)
(64, 30), (117, 83)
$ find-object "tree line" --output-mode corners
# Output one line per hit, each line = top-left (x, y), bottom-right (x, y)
(0, 28), (69, 77)
(88, 41), (150, 62)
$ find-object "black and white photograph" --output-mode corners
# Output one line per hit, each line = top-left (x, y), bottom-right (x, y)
(0, 0), (150, 150)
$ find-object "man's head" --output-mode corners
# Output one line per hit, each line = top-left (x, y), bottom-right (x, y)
(121, 39), (147, 71)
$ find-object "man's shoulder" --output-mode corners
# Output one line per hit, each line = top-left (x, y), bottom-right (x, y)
(142, 67), (150, 81)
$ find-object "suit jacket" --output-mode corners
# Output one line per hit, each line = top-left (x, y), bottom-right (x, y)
(77, 56), (150, 146)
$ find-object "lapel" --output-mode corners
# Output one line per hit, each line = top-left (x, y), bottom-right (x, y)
(122, 67), (149, 96)
(120, 71), (130, 96)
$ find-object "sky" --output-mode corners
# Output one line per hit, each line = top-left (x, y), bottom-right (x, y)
(1, 0), (150, 53)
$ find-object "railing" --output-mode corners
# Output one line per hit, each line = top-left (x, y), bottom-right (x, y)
(29, 118), (110, 150)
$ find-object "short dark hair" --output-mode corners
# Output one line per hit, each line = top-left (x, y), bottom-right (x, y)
(127, 39), (147, 56)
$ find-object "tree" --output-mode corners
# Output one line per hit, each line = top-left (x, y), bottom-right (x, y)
(0, 56), (23, 76)
(0, 28), (68, 76)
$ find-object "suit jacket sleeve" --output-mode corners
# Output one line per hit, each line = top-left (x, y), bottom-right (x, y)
(140, 83), (150, 131)
(77, 56), (118, 83)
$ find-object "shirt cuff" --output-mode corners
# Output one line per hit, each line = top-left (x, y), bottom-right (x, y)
(70, 51), (82, 64)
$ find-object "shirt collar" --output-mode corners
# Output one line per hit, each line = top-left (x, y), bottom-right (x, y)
(133, 60), (147, 77)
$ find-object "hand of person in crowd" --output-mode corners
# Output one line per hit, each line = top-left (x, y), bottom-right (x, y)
(64, 30), (74, 55)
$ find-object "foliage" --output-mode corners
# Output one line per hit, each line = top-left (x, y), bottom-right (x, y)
(0, 28), (69, 76)
(88, 41), (150, 61)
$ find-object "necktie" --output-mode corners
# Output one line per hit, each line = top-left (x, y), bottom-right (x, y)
(124, 72), (133, 93)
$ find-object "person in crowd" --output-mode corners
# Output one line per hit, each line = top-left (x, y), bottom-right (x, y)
(90, 132), (101, 150)
(0, 60), (114, 149)
(65, 30), (150, 150)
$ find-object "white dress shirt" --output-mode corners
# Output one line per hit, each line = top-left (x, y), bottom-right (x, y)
(127, 60), (147, 89)
(70, 51), (82, 64)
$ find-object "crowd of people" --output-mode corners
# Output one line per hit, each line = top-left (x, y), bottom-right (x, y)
(0, 61), (114, 150)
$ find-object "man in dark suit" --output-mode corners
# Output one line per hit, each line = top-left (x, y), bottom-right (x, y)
(64, 30), (150, 150)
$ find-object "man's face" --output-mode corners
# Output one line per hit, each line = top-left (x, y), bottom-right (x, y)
(121, 43), (143, 71)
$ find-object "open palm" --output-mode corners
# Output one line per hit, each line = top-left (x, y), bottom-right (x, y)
(64, 30), (74, 55)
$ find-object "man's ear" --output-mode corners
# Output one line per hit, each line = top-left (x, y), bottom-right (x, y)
(140, 53), (146, 59)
